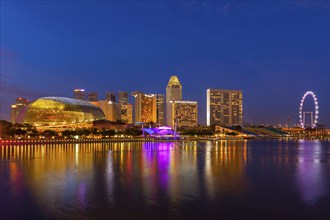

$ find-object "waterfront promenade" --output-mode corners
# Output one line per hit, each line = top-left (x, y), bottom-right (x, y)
(0, 137), (242, 145)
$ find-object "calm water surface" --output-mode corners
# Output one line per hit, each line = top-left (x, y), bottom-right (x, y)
(0, 140), (329, 219)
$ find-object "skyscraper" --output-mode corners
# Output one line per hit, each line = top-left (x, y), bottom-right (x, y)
(16, 98), (29, 106)
(166, 76), (182, 126)
(87, 92), (98, 102)
(118, 91), (128, 104)
(120, 104), (133, 124)
(95, 100), (121, 122)
(151, 94), (165, 126)
(118, 91), (132, 124)
(132, 91), (157, 123)
(10, 105), (17, 124)
(10, 98), (29, 123)
(169, 101), (198, 128)
(206, 89), (243, 126)
(74, 89), (86, 100)
(105, 92), (116, 102)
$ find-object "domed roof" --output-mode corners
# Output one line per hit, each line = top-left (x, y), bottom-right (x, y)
(17, 97), (105, 127)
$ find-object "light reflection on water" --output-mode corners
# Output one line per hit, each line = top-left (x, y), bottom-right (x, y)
(0, 140), (329, 219)
(296, 141), (329, 205)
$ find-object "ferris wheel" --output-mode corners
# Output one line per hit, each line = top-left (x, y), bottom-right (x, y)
(299, 91), (319, 128)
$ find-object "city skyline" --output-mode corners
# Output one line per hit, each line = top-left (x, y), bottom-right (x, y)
(1, 1), (329, 126)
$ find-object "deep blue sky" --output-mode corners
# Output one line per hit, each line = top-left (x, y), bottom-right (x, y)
(1, 0), (329, 126)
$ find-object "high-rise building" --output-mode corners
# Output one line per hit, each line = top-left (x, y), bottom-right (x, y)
(16, 98), (29, 106)
(166, 76), (182, 126)
(151, 94), (165, 126)
(132, 91), (157, 123)
(87, 92), (98, 102)
(74, 89), (86, 100)
(10, 105), (17, 124)
(118, 91), (132, 124)
(169, 101), (198, 128)
(95, 100), (121, 122)
(206, 89), (243, 126)
(120, 103), (133, 124)
(118, 91), (128, 104)
(10, 98), (29, 123)
(105, 92), (116, 102)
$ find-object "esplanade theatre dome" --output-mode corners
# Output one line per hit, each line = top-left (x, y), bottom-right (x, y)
(17, 97), (105, 129)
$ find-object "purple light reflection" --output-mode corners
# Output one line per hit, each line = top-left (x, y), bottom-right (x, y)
(78, 183), (87, 210)
(296, 141), (328, 205)
(143, 142), (174, 192)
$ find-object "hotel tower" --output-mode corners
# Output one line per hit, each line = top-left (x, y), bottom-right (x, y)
(206, 89), (243, 126)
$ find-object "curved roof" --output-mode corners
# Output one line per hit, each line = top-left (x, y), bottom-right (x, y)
(30, 97), (98, 108)
(143, 126), (179, 136)
(167, 76), (181, 86)
(17, 97), (105, 126)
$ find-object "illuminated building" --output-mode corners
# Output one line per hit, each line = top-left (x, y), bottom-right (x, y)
(166, 76), (182, 126)
(74, 89), (86, 100)
(118, 91), (132, 124)
(132, 91), (156, 123)
(118, 91), (128, 104)
(16, 97), (29, 106)
(151, 94), (165, 126)
(120, 103), (133, 124)
(17, 97), (105, 130)
(95, 100), (121, 122)
(10, 105), (17, 123)
(206, 89), (243, 126)
(105, 92), (116, 102)
(169, 101), (198, 128)
(10, 98), (29, 123)
(87, 92), (98, 102)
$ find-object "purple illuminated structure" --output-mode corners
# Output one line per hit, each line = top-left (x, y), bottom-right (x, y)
(299, 91), (319, 128)
(143, 126), (180, 140)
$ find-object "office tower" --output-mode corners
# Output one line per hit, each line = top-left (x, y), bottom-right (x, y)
(166, 76), (182, 126)
(74, 89), (86, 100)
(151, 94), (165, 126)
(87, 92), (98, 102)
(118, 91), (129, 104)
(118, 91), (132, 124)
(132, 91), (157, 123)
(16, 98), (29, 106)
(206, 89), (243, 126)
(120, 103), (133, 124)
(10, 98), (29, 123)
(10, 105), (17, 123)
(169, 101), (198, 128)
(105, 92), (116, 102)
(95, 100), (121, 122)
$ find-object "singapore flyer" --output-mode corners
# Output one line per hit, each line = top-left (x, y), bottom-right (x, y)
(299, 91), (319, 128)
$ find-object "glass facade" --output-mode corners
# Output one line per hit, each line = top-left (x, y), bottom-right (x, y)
(166, 76), (182, 126)
(206, 89), (243, 126)
(17, 97), (105, 128)
(74, 89), (86, 100)
(170, 101), (198, 128)
(132, 92), (157, 123)
(10, 98), (29, 123)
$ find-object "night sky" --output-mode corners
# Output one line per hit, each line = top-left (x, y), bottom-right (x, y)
(1, 1), (329, 126)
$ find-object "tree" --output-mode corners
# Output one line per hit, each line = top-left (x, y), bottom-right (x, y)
(226, 131), (238, 136)
(0, 120), (13, 139)
(124, 127), (141, 136)
(41, 130), (58, 138)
